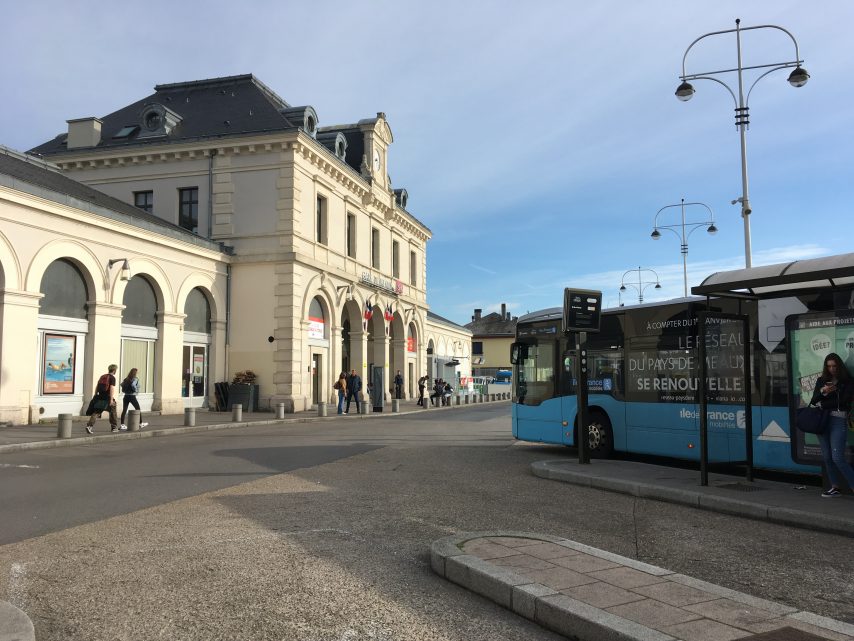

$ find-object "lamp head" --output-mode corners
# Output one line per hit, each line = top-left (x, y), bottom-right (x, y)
(651, 229), (661, 240)
(787, 66), (809, 88)
(675, 81), (695, 101)
(620, 284), (627, 292)
(707, 224), (718, 235)
(655, 283), (662, 289)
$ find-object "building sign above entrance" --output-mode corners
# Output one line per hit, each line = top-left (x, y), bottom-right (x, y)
(361, 272), (404, 296)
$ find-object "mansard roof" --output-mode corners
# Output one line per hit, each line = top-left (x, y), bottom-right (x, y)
(28, 74), (307, 157)
(0, 146), (224, 252)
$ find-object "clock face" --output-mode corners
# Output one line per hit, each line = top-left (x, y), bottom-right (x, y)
(372, 150), (381, 172)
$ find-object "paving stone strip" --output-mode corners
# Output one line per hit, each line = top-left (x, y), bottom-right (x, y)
(431, 531), (854, 641)
(0, 600), (35, 641)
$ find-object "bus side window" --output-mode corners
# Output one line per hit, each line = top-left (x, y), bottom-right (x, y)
(589, 350), (624, 399)
(560, 350), (576, 396)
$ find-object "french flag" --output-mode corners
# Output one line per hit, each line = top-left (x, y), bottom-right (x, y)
(363, 301), (373, 321)
(384, 305), (394, 322)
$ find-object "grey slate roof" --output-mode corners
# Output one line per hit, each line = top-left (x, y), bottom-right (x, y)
(465, 312), (517, 337)
(427, 310), (472, 334)
(0, 146), (224, 252)
(29, 74), (302, 157)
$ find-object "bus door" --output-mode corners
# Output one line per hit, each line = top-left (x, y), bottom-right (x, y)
(512, 338), (563, 444)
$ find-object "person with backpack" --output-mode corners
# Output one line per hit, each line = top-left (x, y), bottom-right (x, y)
(334, 372), (348, 415)
(119, 367), (148, 430)
(417, 375), (427, 406)
(394, 370), (404, 399)
(84, 364), (119, 433)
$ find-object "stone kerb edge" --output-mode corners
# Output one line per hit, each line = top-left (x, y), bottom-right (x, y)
(431, 532), (673, 641)
(431, 532), (854, 641)
(0, 600), (35, 641)
(532, 460), (854, 538)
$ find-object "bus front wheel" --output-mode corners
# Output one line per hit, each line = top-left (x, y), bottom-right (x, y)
(574, 411), (614, 459)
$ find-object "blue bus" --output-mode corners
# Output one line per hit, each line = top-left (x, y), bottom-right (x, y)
(511, 293), (854, 474)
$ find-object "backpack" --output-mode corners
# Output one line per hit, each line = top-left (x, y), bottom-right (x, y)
(121, 378), (134, 394)
(96, 373), (112, 394)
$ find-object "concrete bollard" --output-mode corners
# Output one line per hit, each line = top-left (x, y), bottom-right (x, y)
(360, 400), (370, 414)
(232, 404), (243, 422)
(318, 402), (327, 417)
(392, 399), (400, 413)
(454, 394), (461, 406)
(276, 402), (285, 419)
(490, 393), (496, 402)
(127, 409), (141, 432)
(57, 413), (72, 438)
(184, 407), (196, 426)
(464, 395), (470, 405)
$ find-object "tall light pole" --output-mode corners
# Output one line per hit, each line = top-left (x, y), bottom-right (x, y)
(650, 198), (717, 298)
(620, 267), (662, 305)
(675, 19), (809, 268)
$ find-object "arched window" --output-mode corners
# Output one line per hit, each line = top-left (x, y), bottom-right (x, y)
(39, 259), (88, 318)
(308, 297), (325, 339)
(184, 288), (211, 333)
(122, 276), (158, 326)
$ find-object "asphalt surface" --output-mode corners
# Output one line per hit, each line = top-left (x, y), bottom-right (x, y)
(1, 404), (852, 640)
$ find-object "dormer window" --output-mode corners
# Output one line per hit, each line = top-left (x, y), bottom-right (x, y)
(138, 103), (183, 139)
(113, 125), (139, 139)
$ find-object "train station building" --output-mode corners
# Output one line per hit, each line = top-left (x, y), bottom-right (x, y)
(0, 74), (470, 423)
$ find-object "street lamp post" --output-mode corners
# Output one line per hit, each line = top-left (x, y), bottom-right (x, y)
(675, 19), (809, 268)
(650, 198), (717, 298)
(620, 267), (662, 305)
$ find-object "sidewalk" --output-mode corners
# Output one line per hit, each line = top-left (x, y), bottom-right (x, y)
(0, 397), (502, 454)
(432, 531), (854, 641)
(531, 458), (854, 538)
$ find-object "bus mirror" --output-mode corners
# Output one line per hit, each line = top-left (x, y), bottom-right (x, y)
(510, 344), (519, 364)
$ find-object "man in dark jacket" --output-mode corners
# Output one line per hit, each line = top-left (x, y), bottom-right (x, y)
(394, 370), (404, 399)
(346, 368), (362, 414)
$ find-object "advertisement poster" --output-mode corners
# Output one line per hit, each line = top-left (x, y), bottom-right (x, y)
(43, 334), (76, 394)
(788, 310), (854, 464)
(193, 353), (205, 377)
(307, 315), (324, 340)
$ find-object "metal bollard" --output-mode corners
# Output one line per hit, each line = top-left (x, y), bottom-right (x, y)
(392, 399), (400, 413)
(276, 402), (285, 419)
(454, 395), (461, 406)
(184, 407), (196, 426)
(232, 404), (243, 422)
(464, 395), (470, 405)
(318, 402), (327, 417)
(360, 401), (370, 414)
(127, 409), (141, 432)
(57, 413), (72, 438)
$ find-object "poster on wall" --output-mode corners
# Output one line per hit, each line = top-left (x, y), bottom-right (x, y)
(193, 352), (205, 377)
(308, 315), (325, 340)
(787, 310), (854, 464)
(43, 333), (76, 394)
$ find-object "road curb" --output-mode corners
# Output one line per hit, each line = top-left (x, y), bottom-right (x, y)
(431, 531), (854, 641)
(531, 460), (854, 538)
(0, 400), (511, 455)
(0, 601), (35, 641)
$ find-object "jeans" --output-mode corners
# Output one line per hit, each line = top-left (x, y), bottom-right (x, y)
(88, 402), (118, 429)
(121, 395), (141, 424)
(337, 391), (346, 414)
(818, 414), (854, 488)
(345, 392), (360, 413)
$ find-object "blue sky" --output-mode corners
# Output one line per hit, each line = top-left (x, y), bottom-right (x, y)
(2, 1), (852, 325)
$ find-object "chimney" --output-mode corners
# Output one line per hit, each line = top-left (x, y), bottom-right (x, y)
(501, 303), (506, 320)
(474, 308), (482, 321)
(67, 117), (103, 149)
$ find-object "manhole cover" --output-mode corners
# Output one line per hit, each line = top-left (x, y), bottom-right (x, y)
(740, 626), (837, 641)
(716, 482), (766, 492)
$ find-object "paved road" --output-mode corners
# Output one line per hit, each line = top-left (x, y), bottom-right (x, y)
(0, 405), (851, 640)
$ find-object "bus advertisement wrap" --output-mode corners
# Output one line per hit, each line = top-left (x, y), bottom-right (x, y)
(788, 310), (854, 464)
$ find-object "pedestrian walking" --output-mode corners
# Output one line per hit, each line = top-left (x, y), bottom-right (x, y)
(334, 372), (348, 415)
(417, 375), (427, 406)
(119, 367), (148, 430)
(394, 370), (404, 399)
(346, 368), (362, 414)
(84, 364), (119, 433)
(809, 353), (854, 497)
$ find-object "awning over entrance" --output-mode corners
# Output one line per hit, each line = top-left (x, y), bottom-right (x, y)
(692, 252), (854, 299)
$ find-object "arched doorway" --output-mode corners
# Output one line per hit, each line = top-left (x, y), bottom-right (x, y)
(367, 302), (387, 405)
(427, 338), (435, 381)
(120, 275), (159, 411)
(406, 322), (418, 397)
(341, 316), (351, 375)
(307, 296), (329, 406)
(183, 287), (211, 407)
(37, 259), (89, 415)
